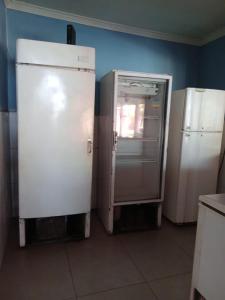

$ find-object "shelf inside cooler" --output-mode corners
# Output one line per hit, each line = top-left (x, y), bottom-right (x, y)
(116, 155), (158, 163)
(116, 138), (160, 162)
(117, 137), (159, 141)
(114, 159), (161, 202)
(143, 116), (161, 120)
(114, 187), (160, 203)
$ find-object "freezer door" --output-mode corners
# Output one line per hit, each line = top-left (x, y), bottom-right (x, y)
(200, 89), (225, 132)
(17, 64), (95, 218)
(183, 89), (203, 131)
(177, 132), (222, 223)
(183, 89), (225, 132)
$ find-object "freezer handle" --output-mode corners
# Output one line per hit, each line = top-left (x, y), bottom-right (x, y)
(87, 139), (93, 154)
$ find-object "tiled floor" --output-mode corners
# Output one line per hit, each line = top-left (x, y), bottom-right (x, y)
(0, 215), (196, 300)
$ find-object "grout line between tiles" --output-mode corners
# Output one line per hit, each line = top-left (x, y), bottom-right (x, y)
(64, 243), (78, 300)
(115, 227), (194, 299)
(146, 283), (159, 300)
(163, 221), (197, 259)
(169, 234), (196, 260)
(147, 270), (192, 283)
(116, 237), (159, 300)
(77, 281), (150, 299)
(146, 271), (192, 300)
(116, 237), (147, 281)
(178, 247), (194, 259)
(62, 223), (146, 299)
(177, 241), (195, 259)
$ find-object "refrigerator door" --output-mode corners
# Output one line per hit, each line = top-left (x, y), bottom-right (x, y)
(114, 76), (167, 202)
(183, 89), (225, 132)
(17, 64), (95, 218)
(177, 132), (222, 223)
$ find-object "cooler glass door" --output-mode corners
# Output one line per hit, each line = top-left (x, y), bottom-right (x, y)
(114, 76), (167, 203)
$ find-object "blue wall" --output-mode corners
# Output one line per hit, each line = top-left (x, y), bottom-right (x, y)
(6, 9), (200, 111)
(199, 36), (225, 90)
(0, 0), (8, 111)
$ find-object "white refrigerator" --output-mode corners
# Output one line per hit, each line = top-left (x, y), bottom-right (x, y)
(16, 39), (95, 246)
(164, 88), (225, 224)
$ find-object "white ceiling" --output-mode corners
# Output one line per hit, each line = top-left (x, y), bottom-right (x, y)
(6, 0), (225, 44)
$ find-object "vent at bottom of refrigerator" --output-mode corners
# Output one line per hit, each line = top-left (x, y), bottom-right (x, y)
(25, 215), (85, 244)
(113, 203), (158, 233)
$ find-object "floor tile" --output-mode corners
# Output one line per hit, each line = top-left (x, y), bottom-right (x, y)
(149, 273), (192, 300)
(89, 214), (108, 241)
(78, 283), (156, 300)
(165, 222), (197, 258)
(118, 228), (193, 281)
(0, 243), (75, 300)
(67, 237), (144, 296)
(0, 215), (195, 300)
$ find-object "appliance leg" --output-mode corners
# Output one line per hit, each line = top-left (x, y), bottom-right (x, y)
(190, 288), (202, 300)
(157, 203), (162, 228)
(84, 212), (90, 238)
(190, 287), (195, 300)
(19, 218), (26, 247)
(108, 208), (114, 234)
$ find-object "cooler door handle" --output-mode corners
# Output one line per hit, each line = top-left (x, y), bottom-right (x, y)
(87, 139), (92, 154)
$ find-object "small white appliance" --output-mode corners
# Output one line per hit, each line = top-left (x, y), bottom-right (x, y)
(191, 194), (225, 300)
(164, 88), (225, 224)
(16, 39), (95, 246)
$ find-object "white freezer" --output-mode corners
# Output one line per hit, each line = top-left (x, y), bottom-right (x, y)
(17, 39), (95, 221)
(164, 88), (225, 223)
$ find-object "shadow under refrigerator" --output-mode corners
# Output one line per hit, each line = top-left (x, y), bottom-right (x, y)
(98, 70), (172, 233)
(164, 88), (225, 224)
(16, 39), (95, 246)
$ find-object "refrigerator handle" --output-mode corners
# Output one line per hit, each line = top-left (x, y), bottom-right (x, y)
(87, 139), (93, 154)
(113, 131), (118, 151)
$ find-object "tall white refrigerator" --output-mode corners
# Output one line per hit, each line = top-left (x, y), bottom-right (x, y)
(164, 88), (225, 224)
(16, 39), (95, 246)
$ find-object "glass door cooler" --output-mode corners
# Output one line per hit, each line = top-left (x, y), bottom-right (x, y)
(98, 70), (172, 233)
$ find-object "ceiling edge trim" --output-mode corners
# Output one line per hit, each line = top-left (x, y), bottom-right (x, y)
(4, 0), (202, 46)
(200, 26), (225, 45)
